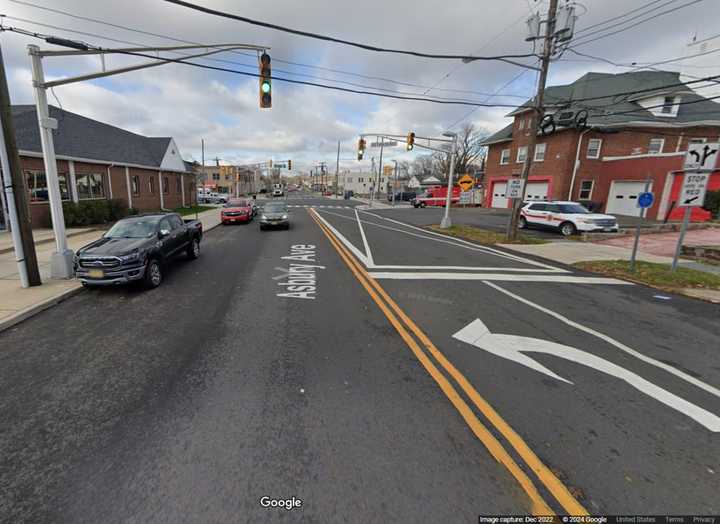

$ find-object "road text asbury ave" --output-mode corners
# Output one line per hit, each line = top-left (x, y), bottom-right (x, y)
(276, 244), (325, 300)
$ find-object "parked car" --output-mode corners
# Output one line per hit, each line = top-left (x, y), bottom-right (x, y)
(221, 199), (254, 224)
(259, 201), (290, 230)
(519, 201), (619, 236)
(75, 213), (202, 288)
(387, 191), (416, 202)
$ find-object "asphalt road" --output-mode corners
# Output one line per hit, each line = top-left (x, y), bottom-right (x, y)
(1, 193), (718, 522)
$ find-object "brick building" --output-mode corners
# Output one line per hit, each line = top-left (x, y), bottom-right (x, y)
(481, 71), (720, 221)
(5, 105), (197, 227)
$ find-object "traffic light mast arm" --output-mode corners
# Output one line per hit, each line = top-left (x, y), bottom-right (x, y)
(358, 132), (454, 144)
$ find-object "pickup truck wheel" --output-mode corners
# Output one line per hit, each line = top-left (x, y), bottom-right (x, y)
(144, 259), (162, 289)
(559, 221), (577, 237)
(187, 238), (200, 260)
(420, 202), (426, 208)
(519, 216), (528, 229)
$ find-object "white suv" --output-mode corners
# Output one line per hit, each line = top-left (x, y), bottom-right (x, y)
(520, 201), (619, 236)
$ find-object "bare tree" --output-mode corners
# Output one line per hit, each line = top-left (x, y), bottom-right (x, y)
(432, 123), (487, 180)
(410, 154), (435, 180)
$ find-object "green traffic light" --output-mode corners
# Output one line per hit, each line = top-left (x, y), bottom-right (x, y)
(261, 81), (271, 94)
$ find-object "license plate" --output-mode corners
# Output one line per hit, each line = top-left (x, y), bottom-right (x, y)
(603, 227), (612, 232)
(88, 269), (104, 278)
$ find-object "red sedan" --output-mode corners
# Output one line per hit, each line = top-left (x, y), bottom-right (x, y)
(221, 199), (254, 225)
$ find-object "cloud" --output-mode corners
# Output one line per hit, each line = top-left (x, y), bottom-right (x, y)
(2, 0), (718, 172)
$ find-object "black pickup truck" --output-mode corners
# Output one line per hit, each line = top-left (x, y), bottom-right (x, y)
(75, 213), (203, 289)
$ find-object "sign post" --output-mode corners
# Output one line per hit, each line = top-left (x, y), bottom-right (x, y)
(504, 178), (527, 237)
(629, 179), (653, 272)
(671, 143), (718, 271)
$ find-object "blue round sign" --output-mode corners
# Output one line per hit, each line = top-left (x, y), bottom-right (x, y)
(638, 191), (654, 208)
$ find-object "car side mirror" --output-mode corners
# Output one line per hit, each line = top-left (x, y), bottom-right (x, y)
(159, 229), (170, 238)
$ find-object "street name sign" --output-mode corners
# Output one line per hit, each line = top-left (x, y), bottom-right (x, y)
(683, 142), (719, 172)
(507, 178), (525, 199)
(678, 172), (711, 207)
(370, 141), (398, 148)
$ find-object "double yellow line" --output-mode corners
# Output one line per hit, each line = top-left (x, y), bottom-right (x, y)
(310, 208), (588, 516)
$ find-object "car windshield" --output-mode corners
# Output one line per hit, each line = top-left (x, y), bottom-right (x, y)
(557, 204), (590, 214)
(226, 200), (248, 207)
(263, 203), (287, 213)
(104, 218), (159, 238)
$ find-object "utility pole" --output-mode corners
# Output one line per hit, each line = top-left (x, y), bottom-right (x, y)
(506, 0), (559, 241)
(0, 44), (41, 286)
(376, 140), (385, 203)
(392, 160), (398, 207)
(440, 132), (458, 229)
(335, 140), (340, 199)
(28, 44), (73, 279)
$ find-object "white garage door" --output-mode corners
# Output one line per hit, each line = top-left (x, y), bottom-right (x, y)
(491, 182), (507, 208)
(606, 181), (652, 216)
(524, 182), (549, 201)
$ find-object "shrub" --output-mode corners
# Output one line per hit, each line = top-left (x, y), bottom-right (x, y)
(62, 199), (132, 227)
(703, 190), (720, 219)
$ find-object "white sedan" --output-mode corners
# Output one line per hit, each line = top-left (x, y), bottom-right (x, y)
(519, 201), (619, 236)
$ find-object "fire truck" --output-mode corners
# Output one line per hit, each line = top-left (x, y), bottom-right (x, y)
(411, 186), (461, 208)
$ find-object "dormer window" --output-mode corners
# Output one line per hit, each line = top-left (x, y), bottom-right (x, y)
(661, 96), (675, 114)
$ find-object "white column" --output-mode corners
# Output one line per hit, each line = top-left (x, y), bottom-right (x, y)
(28, 44), (73, 278)
(158, 171), (164, 209)
(68, 160), (78, 203)
(125, 166), (132, 209)
(106, 165), (114, 199)
(180, 173), (185, 206)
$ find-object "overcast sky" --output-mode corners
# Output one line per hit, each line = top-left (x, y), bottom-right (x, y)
(1, 0), (719, 173)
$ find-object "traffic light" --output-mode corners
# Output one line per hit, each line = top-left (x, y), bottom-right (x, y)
(287, 159), (292, 171)
(259, 52), (272, 108)
(406, 132), (415, 151)
(357, 138), (366, 160)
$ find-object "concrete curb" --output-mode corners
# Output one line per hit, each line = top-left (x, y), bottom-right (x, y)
(0, 284), (84, 334)
(0, 227), (104, 255)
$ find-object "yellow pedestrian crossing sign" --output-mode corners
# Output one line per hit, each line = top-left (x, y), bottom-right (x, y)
(458, 174), (474, 192)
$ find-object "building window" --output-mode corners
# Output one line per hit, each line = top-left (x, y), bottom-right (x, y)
(26, 171), (70, 202)
(358, 177), (364, 183)
(648, 138), (664, 155)
(661, 96), (675, 114)
(579, 180), (593, 200)
(526, 117), (532, 128)
(131, 175), (140, 196)
(176, 176), (182, 193)
(347, 177), (353, 183)
(148, 177), (155, 194)
(225, 174), (231, 180)
(500, 149), (510, 165)
(534, 143), (547, 162)
(76, 173), (106, 200)
(212, 173), (220, 181)
(516, 146), (528, 163)
(518, 119), (525, 130)
(586, 138), (602, 159)
(163, 176), (169, 194)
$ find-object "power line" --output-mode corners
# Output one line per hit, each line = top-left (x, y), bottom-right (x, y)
(0, 24), (528, 108)
(5, 1), (532, 99)
(570, 0), (705, 48)
(161, 0), (538, 65)
(575, 0), (674, 35)
(1, 15), (529, 104)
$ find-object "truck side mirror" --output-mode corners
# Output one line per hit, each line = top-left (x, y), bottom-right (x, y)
(159, 229), (170, 239)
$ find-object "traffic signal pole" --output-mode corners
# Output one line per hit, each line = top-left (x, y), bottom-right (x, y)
(506, 0), (558, 241)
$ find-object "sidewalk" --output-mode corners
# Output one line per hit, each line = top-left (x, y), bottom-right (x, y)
(0, 207), (222, 332)
(499, 240), (720, 302)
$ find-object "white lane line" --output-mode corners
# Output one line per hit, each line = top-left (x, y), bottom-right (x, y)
(371, 265), (564, 273)
(355, 207), (374, 266)
(360, 210), (562, 272)
(319, 208), (562, 272)
(483, 281), (720, 400)
(369, 272), (630, 284)
(312, 209), (369, 266)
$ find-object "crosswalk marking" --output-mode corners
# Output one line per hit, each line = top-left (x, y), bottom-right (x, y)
(287, 205), (352, 209)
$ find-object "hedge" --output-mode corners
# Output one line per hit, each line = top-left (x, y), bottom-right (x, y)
(62, 199), (136, 227)
(703, 190), (720, 219)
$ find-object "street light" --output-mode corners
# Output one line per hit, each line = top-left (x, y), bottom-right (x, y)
(440, 131), (457, 229)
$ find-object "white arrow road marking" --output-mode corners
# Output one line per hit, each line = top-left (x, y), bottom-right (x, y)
(452, 319), (720, 432)
(356, 207), (374, 266)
